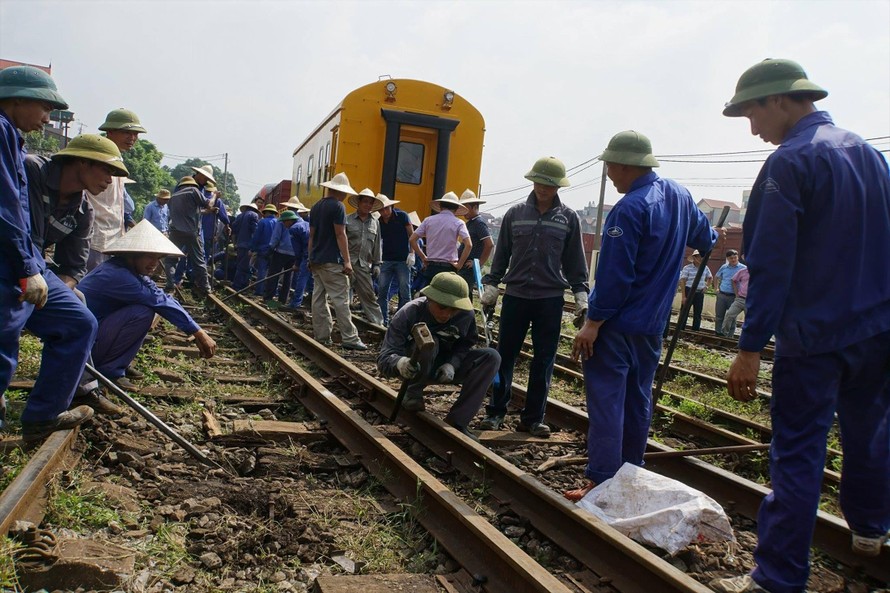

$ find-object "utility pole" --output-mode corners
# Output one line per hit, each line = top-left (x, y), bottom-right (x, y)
(591, 161), (609, 281)
(222, 153), (229, 198)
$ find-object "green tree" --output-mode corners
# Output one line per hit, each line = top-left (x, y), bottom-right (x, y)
(23, 130), (59, 157)
(123, 139), (176, 218)
(164, 158), (240, 212)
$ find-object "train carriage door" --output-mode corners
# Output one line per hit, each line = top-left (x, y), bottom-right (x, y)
(393, 126), (436, 215)
(380, 109), (460, 216)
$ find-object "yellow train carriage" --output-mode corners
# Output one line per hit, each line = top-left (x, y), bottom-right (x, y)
(291, 79), (485, 218)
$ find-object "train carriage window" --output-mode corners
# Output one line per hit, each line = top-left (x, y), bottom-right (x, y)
(396, 141), (424, 185)
(307, 154), (314, 194)
(325, 142), (331, 181)
(318, 147), (324, 187)
(296, 165), (302, 187)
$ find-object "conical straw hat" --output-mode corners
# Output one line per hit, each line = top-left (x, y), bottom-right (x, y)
(348, 188), (385, 211)
(431, 191), (468, 216)
(102, 220), (185, 257)
(407, 211), (422, 227)
(459, 188), (486, 205)
(320, 172), (357, 196)
(190, 164), (216, 182)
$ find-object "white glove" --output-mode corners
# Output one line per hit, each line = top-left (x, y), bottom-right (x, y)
(406, 253), (416, 267)
(19, 274), (48, 308)
(480, 284), (499, 307)
(572, 291), (589, 329)
(396, 356), (421, 380)
(435, 363), (455, 383)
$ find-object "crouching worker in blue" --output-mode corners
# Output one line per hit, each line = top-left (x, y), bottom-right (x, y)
(78, 221), (217, 394)
(567, 131), (717, 502)
(0, 65), (97, 442)
(712, 59), (890, 593)
(377, 272), (500, 439)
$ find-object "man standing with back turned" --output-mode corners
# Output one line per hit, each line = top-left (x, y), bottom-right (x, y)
(566, 132), (717, 501)
(711, 59), (890, 593)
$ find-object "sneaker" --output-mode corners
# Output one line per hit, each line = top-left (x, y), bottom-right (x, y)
(478, 415), (505, 430)
(516, 421), (551, 438)
(125, 365), (144, 379)
(113, 376), (138, 391)
(852, 532), (889, 557)
(709, 575), (769, 593)
(22, 405), (95, 443)
(401, 394), (426, 412)
(341, 341), (368, 351)
(70, 390), (123, 416)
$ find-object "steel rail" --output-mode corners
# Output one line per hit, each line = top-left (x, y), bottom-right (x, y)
(505, 384), (889, 582)
(223, 292), (712, 593)
(0, 429), (78, 536)
(211, 294), (573, 593)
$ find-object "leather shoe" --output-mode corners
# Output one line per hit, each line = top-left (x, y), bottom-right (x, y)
(341, 341), (368, 351)
(125, 365), (144, 379)
(71, 390), (123, 416)
(22, 405), (94, 443)
(401, 394), (426, 412)
(113, 376), (138, 391)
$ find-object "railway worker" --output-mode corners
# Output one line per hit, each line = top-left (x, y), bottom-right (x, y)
(262, 210), (299, 308)
(565, 132), (717, 500)
(284, 197), (312, 310)
(456, 189), (493, 300)
(86, 108), (146, 271)
(308, 172), (367, 350)
(712, 59), (890, 593)
(0, 65), (97, 441)
(375, 195), (414, 325)
(410, 192), (472, 289)
(713, 249), (746, 336)
(676, 250), (712, 332)
(231, 202), (260, 290)
(200, 181), (230, 267)
(346, 189), (385, 325)
(479, 157), (589, 438)
(143, 189), (171, 234)
(407, 211), (425, 296)
(163, 176), (213, 297)
(24, 135), (129, 291)
(79, 220), (217, 393)
(250, 204), (279, 296)
(378, 272), (500, 438)
(720, 261), (748, 338)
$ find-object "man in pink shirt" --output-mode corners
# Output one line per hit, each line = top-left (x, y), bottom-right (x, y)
(721, 262), (749, 337)
(410, 192), (472, 289)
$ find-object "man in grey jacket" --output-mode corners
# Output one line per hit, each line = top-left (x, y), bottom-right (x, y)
(164, 175), (212, 296)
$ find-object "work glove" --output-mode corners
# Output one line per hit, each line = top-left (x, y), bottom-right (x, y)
(372, 265), (381, 280)
(19, 274), (48, 308)
(406, 253), (416, 267)
(396, 356), (421, 380)
(480, 284), (499, 307)
(435, 363), (455, 384)
(572, 291), (589, 329)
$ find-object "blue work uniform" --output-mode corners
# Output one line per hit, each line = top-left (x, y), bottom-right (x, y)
(0, 109), (97, 427)
(264, 220), (296, 302)
(250, 214), (277, 295)
(288, 218), (311, 307)
(80, 258), (200, 379)
(583, 171), (716, 484)
(231, 209), (259, 290)
(201, 192), (229, 258)
(740, 111), (890, 593)
(143, 200), (169, 234)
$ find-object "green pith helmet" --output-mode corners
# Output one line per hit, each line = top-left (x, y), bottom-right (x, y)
(598, 131), (660, 168)
(98, 108), (147, 133)
(723, 58), (827, 117)
(178, 176), (198, 187)
(0, 66), (68, 109)
(420, 272), (474, 311)
(279, 210), (298, 221)
(52, 134), (129, 176)
(524, 156), (570, 188)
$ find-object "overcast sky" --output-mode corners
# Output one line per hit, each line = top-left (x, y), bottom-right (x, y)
(2, 0), (888, 213)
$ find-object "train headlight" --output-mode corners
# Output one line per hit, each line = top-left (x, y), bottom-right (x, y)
(443, 90), (455, 109)
(385, 81), (397, 101)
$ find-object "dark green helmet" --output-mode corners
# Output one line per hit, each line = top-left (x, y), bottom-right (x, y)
(0, 66), (68, 109)
(98, 108), (147, 133)
(53, 134), (129, 176)
(279, 210), (298, 221)
(723, 58), (827, 117)
(524, 156), (570, 187)
(598, 131), (660, 168)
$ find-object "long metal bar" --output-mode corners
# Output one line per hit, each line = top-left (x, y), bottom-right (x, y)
(220, 267), (291, 302)
(225, 292), (710, 593)
(210, 294), (571, 593)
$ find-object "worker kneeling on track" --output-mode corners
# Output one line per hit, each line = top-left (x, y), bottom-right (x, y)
(76, 220), (217, 413)
(377, 272), (500, 439)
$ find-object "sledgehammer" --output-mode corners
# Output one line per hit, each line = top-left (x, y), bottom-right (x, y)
(389, 323), (436, 421)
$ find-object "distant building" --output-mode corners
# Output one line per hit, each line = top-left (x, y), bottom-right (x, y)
(696, 198), (742, 226)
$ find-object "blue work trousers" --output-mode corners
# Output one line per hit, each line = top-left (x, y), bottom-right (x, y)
(232, 247), (252, 290)
(92, 304), (154, 380)
(0, 271), (97, 424)
(289, 255), (311, 307)
(253, 254), (269, 296)
(264, 252), (296, 302)
(377, 261), (410, 324)
(581, 329), (661, 484)
(752, 331), (890, 593)
(487, 294), (563, 425)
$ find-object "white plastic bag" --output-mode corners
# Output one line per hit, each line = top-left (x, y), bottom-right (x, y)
(576, 463), (735, 555)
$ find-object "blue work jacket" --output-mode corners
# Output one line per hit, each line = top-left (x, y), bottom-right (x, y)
(289, 218), (309, 262)
(739, 111), (890, 356)
(231, 210), (258, 249)
(589, 172), (716, 335)
(268, 220), (295, 256)
(251, 215), (277, 254)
